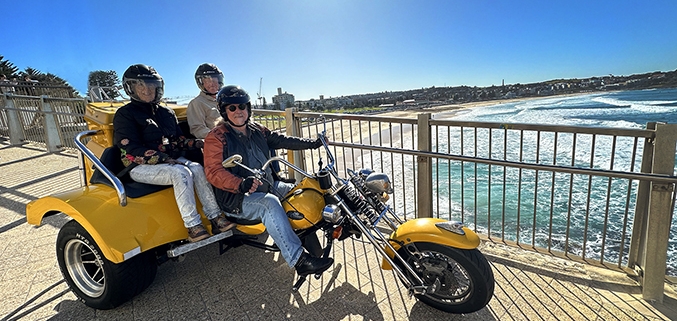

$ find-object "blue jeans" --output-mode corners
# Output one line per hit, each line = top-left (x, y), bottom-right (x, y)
(129, 157), (222, 228)
(234, 181), (302, 267)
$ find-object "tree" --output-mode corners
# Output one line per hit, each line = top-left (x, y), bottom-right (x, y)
(44, 73), (80, 97)
(88, 70), (121, 100)
(21, 66), (44, 80)
(16, 66), (79, 97)
(0, 55), (19, 77)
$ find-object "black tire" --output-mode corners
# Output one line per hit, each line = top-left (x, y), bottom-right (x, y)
(56, 220), (157, 309)
(395, 242), (494, 314)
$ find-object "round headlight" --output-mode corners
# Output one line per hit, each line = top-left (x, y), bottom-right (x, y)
(322, 204), (342, 223)
(365, 172), (393, 194)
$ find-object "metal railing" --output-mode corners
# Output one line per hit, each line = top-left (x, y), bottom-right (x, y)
(2, 100), (675, 302)
(0, 81), (77, 98)
(253, 109), (677, 303)
(1, 93), (87, 151)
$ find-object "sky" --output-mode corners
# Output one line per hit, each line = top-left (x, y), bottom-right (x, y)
(4, 0), (677, 103)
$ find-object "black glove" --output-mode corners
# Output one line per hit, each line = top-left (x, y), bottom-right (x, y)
(239, 176), (256, 193)
(312, 138), (323, 149)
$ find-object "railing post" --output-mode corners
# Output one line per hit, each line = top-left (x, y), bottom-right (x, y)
(628, 122), (656, 271)
(4, 95), (26, 145)
(40, 96), (63, 152)
(417, 113), (432, 218)
(641, 122), (677, 303)
(285, 107), (305, 181)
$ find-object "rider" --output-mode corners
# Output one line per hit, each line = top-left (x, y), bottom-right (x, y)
(187, 63), (224, 139)
(203, 85), (333, 276)
(113, 64), (235, 242)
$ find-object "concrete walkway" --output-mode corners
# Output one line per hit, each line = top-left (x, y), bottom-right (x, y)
(0, 140), (676, 321)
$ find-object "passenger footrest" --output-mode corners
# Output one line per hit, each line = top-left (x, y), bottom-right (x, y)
(167, 230), (233, 258)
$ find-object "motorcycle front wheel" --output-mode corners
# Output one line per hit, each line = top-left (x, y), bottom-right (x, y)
(395, 242), (494, 314)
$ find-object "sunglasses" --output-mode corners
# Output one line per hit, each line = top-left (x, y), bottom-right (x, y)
(227, 104), (247, 112)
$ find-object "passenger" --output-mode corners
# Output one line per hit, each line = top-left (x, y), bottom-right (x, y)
(187, 63), (224, 139)
(113, 64), (235, 242)
(203, 85), (333, 276)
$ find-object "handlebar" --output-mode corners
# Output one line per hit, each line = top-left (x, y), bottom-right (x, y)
(221, 116), (337, 182)
(222, 155), (314, 179)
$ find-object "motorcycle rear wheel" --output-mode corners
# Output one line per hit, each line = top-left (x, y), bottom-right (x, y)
(56, 220), (157, 309)
(395, 242), (494, 314)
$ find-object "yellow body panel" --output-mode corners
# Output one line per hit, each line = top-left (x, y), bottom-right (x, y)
(282, 177), (325, 230)
(26, 184), (209, 264)
(235, 223), (266, 235)
(380, 218), (480, 270)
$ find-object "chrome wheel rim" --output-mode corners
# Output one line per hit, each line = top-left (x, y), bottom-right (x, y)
(64, 238), (105, 298)
(411, 250), (472, 304)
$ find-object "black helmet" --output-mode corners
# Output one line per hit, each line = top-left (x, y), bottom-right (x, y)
(217, 85), (252, 126)
(195, 63), (224, 95)
(123, 64), (164, 104)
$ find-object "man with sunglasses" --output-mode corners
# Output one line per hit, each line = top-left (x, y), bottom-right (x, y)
(203, 85), (333, 277)
(187, 63), (224, 139)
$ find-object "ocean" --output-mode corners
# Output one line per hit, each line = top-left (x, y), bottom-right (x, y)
(437, 88), (677, 276)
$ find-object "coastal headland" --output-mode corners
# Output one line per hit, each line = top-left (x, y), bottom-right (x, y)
(378, 91), (597, 119)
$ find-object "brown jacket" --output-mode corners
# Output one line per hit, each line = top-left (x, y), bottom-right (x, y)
(204, 121), (320, 213)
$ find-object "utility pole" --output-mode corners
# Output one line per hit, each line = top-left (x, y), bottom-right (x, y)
(257, 77), (263, 108)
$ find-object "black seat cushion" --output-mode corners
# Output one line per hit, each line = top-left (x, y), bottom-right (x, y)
(178, 120), (195, 139)
(89, 147), (170, 198)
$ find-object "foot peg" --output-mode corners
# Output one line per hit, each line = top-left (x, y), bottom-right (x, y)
(292, 276), (306, 291)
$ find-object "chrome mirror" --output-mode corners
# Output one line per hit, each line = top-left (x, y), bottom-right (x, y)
(222, 154), (243, 168)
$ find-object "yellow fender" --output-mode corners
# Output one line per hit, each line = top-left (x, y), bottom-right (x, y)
(26, 184), (203, 264)
(381, 218), (480, 270)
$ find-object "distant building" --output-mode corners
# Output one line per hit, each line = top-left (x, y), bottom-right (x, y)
(297, 94), (354, 110)
(272, 87), (295, 110)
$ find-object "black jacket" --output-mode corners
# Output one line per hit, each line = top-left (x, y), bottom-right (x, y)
(113, 100), (200, 170)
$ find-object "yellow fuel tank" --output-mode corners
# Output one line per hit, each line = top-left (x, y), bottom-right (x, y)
(282, 177), (325, 230)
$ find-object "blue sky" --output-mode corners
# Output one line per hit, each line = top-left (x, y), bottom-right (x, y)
(5, 1), (677, 102)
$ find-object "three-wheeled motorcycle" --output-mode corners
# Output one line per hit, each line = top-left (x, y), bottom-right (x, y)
(26, 102), (494, 313)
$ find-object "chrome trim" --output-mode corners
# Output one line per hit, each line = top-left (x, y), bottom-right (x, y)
(435, 221), (466, 236)
(74, 130), (127, 206)
(262, 156), (314, 179)
(123, 247), (141, 260)
(166, 230), (233, 258)
(365, 172), (394, 194)
(322, 204), (342, 223)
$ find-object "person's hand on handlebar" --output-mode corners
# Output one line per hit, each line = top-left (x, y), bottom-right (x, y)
(312, 137), (324, 149)
(239, 176), (262, 194)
